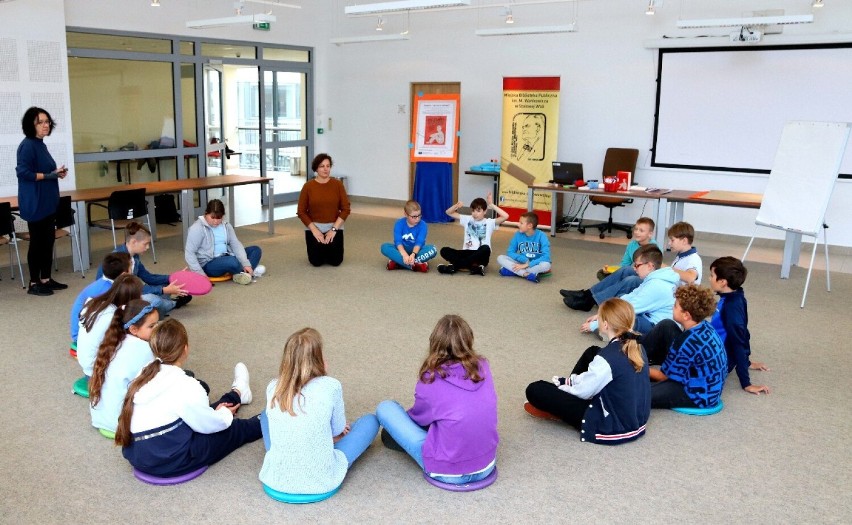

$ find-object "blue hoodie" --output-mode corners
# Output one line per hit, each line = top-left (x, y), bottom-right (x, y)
(591, 267), (679, 332)
(506, 229), (551, 266)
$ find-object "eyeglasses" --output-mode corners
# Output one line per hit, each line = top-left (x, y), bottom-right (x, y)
(408, 214), (422, 219)
(632, 261), (650, 270)
(35, 119), (51, 126)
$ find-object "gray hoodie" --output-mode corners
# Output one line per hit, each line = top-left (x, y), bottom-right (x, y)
(184, 215), (250, 274)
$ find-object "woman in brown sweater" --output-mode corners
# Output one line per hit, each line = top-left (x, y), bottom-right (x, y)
(297, 153), (351, 266)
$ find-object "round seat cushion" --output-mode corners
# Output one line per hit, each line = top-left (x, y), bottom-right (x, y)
(208, 273), (232, 283)
(423, 467), (498, 492)
(170, 270), (213, 295)
(99, 428), (115, 439)
(262, 483), (340, 504)
(72, 376), (89, 398)
(672, 401), (724, 416)
(133, 466), (208, 485)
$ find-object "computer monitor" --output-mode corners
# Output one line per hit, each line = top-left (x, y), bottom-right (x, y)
(551, 162), (584, 185)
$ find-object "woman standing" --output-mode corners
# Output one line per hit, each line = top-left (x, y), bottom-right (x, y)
(297, 154), (351, 267)
(16, 106), (68, 296)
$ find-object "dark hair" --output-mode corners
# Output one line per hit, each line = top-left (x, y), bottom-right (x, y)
(81, 274), (143, 332)
(470, 198), (487, 212)
(419, 314), (484, 385)
(22, 107), (55, 138)
(633, 244), (663, 269)
(667, 221), (695, 244)
(311, 153), (333, 172)
(102, 252), (132, 281)
(675, 284), (717, 322)
(205, 199), (226, 219)
(710, 256), (748, 290)
(124, 221), (151, 243)
(115, 319), (188, 447)
(89, 299), (155, 407)
(520, 212), (539, 228)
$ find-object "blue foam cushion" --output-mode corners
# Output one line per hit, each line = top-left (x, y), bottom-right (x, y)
(262, 483), (340, 504)
(72, 376), (89, 398)
(423, 467), (498, 492)
(672, 401), (724, 415)
(133, 466), (208, 485)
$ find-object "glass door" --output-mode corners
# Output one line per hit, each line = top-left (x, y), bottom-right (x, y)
(260, 68), (308, 204)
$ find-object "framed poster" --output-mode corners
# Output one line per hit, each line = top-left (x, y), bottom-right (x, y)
(410, 93), (460, 162)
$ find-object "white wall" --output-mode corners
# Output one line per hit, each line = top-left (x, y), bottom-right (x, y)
(49, 1), (852, 247)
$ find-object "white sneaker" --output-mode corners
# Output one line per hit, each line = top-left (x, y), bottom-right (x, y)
(232, 362), (252, 404)
(253, 264), (266, 277)
(232, 272), (252, 285)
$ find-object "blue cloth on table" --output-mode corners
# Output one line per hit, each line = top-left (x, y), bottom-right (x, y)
(413, 162), (453, 224)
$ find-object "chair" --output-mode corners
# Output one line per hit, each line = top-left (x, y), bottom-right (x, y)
(0, 202), (25, 288)
(88, 188), (157, 262)
(578, 148), (639, 239)
(53, 196), (85, 278)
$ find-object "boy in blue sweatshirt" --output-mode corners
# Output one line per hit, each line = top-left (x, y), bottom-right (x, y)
(497, 212), (551, 283)
(69, 252), (131, 350)
(381, 200), (437, 272)
(709, 257), (770, 395)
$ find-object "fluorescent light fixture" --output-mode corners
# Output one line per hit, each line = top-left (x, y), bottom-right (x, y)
(812, 0), (824, 7)
(151, 0), (160, 6)
(645, 0), (654, 15)
(677, 14), (814, 29)
(244, 0), (301, 7)
(330, 33), (410, 44)
(475, 24), (575, 36)
(187, 12), (276, 29)
(345, 0), (470, 15)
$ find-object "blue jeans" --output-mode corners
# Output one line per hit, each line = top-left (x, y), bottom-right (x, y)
(375, 400), (494, 484)
(143, 292), (175, 317)
(590, 265), (641, 304)
(380, 243), (437, 269)
(261, 411), (379, 468)
(203, 246), (262, 277)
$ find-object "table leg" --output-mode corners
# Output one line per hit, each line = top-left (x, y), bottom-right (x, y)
(781, 230), (802, 279)
(654, 197), (669, 246)
(227, 185), (236, 225)
(73, 200), (90, 270)
(527, 187), (534, 213)
(550, 189), (557, 237)
(180, 189), (192, 244)
(145, 195), (158, 242)
(266, 179), (275, 234)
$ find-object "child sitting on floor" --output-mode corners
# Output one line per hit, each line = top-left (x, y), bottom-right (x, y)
(69, 252), (131, 349)
(88, 299), (157, 433)
(437, 192), (508, 276)
(709, 256), (770, 395)
(497, 212), (551, 283)
(259, 328), (379, 496)
(381, 200), (437, 273)
(376, 314), (498, 485)
(525, 298), (650, 445)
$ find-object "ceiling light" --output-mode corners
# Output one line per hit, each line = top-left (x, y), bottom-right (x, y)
(812, 0), (824, 7)
(505, 9), (514, 24)
(151, 0), (160, 5)
(645, 0), (654, 15)
(186, 12), (276, 29)
(344, 0), (470, 15)
(376, 16), (384, 30)
(330, 33), (411, 44)
(475, 24), (575, 36)
(677, 14), (814, 28)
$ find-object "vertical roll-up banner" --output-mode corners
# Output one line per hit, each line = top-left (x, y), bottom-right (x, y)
(499, 77), (560, 225)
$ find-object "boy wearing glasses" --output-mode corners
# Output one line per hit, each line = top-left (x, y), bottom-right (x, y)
(564, 221), (700, 311)
(381, 200), (436, 272)
(580, 245), (678, 335)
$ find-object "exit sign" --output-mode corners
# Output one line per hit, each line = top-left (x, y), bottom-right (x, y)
(253, 22), (270, 31)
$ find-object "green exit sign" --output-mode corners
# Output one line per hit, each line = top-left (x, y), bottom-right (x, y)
(253, 22), (270, 31)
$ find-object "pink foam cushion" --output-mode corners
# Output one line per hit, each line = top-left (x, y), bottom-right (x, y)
(169, 270), (213, 296)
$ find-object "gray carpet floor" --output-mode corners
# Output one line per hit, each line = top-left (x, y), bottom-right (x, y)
(1, 212), (849, 524)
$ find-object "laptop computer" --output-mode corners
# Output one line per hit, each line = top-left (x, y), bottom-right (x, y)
(551, 162), (584, 185)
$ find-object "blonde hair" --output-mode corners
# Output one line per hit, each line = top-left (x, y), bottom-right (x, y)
(270, 328), (327, 416)
(114, 319), (188, 447)
(598, 298), (645, 373)
(419, 315), (484, 384)
(404, 200), (421, 215)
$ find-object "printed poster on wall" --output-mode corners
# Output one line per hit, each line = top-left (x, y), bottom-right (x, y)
(410, 94), (460, 162)
(498, 77), (560, 225)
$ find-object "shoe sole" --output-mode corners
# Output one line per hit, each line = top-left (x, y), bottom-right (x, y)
(523, 402), (561, 421)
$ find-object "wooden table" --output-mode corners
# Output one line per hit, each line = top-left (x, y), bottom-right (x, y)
(3, 175), (274, 270)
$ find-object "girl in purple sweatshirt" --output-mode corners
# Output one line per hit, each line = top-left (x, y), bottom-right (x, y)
(376, 314), (499, 484)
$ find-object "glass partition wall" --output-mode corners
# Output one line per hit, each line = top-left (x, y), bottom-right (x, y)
(67, 30), (313, 213)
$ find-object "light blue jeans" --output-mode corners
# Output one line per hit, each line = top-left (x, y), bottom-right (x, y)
(143, 292), (175, 317)
(590, 265), (641, 304)
(261, 411), (379, 468)
(375, 400), (494, 484)
(380, 243), (437, 269)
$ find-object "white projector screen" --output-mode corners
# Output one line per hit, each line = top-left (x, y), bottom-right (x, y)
(652, 44), (852, 178)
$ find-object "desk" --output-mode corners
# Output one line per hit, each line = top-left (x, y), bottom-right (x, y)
(3, 175), (274, 271)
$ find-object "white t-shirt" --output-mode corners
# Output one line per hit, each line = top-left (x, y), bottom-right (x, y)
(459, 216), (498, 250)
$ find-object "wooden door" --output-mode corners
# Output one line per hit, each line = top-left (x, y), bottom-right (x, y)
(409, 82), (461, 201)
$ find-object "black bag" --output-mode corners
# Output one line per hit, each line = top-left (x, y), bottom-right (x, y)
(154, 194), (181, 224)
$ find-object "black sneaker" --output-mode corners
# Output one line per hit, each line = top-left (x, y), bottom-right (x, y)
(43, 278), (68, 290)
(174, 295), (193, 309)
(563, 291), (595, 312)
(28, 283), (53, 296)
(559, 288), (584, 298)
(380, 429), (405, 452)
(437, 264), (456, 275)
(469, 265), (486, 276)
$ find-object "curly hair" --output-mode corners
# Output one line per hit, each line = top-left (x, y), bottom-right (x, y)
(675, 284), (717, 322)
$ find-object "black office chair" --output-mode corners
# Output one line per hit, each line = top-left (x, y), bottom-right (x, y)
(88, 188), (157, 262)
(578, 148), (640, 239)
(54, 196), (86, 278)
(0, 202), (25, 288)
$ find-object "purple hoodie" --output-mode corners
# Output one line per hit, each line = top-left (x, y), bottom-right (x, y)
(407, 359), (499, 475)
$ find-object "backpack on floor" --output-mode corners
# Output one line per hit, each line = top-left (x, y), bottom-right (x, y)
(154, 194), (181, 224)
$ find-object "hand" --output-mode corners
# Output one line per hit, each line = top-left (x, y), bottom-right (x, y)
(164, 281), (187, 296)
(324, 229), (337, 244)
(512, 262), (528, 272)
(57, 165), (68, 178)
(486, 192), (494, 206)
(749, 360), (770, 371)
(404, 253), (415, 266)
(243, 266), (253, 275)
(454, 200), (464, 211)
(216, 402), (240, 415)
(332, 423), (351, 443)
(744, 384), (770, 395)
(312, 228), (325, 243)
(580, 315), (597, 333)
